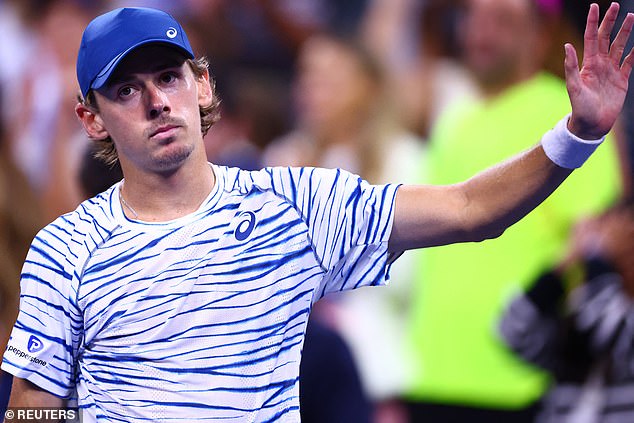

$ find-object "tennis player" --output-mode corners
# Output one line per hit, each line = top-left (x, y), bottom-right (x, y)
(2, 3), (633, 422)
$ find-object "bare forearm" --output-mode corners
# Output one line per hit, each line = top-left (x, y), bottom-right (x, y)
(458, 144), (572, 241)
(389, 145), (572, 251)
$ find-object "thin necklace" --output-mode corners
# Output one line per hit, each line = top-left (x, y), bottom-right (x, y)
(119, 184), (139, 219)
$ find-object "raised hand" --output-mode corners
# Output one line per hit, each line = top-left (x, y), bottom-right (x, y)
(565, 2), (634, 140)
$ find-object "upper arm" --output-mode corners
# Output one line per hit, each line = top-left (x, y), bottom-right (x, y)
(2, 224), (81, 398)
(388, 183), (473, 252)
(7, 376), (65, 408)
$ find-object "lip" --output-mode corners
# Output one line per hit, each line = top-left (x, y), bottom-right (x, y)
(150, 125), (180, 140)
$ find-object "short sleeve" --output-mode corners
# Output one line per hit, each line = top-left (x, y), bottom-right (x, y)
(1, 223), (81, 398)
(266, 167), (400, 299)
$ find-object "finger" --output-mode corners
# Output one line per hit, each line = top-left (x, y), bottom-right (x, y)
(597, 2), (620, 54)
(610, 12), (634, 63)
(584, 3), (601, 60)
(620, 46), (634, 79)
(564, 43), (581, 91)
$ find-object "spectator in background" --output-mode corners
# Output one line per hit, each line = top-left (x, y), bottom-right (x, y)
(0, 0), (97, 222)
(363, 0), (479, 140)
(0, 88), (42, 419)
(263, 32), (423, 421)
(263, 32), (423, 183)
(498, 200), (634, 422)
(406, 0), (623, 421)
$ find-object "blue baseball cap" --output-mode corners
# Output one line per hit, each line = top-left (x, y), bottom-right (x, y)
(76, 7), (194, 98)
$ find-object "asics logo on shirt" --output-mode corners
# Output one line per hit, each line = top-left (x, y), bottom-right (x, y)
(27, 335), (44, 353)
(235, 211), (256, 241)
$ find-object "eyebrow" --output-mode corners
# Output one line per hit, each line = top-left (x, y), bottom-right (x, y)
(108, 60), (185, 86)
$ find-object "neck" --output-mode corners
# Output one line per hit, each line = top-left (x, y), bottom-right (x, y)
(119, 158), (215, 222)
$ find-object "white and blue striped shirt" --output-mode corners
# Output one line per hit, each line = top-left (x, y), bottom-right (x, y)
(2, 165), (400, 422)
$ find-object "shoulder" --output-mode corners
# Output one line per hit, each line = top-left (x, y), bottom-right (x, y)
(216, 165), (361, 198)
(56, 188), (116, 231)
(214, 165), (399, 224)
(30, 188), (118, 265)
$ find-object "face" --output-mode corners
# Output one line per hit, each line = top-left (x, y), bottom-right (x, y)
(293, 36), (377, 133)
(78, 45), (212, 175)
(460, 0), (538, 88)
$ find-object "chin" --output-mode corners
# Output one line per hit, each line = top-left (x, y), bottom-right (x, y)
(153, 145), (194, 172)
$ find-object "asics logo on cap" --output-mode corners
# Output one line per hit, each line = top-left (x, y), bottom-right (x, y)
(166, 27), (177, 38)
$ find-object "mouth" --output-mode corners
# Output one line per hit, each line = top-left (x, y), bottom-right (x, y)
(149, 125), (181, 141)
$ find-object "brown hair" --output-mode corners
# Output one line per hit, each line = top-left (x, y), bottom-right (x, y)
(78, 56), (221, 166)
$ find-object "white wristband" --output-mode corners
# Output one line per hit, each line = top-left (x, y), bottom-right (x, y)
(540, 114), (605, 169)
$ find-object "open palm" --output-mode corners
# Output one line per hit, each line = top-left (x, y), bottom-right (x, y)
(566, 3), (634, 140)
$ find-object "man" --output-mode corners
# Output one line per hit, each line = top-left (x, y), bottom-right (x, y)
(2, 4), (633, 422)
(406, 0), (626, 421)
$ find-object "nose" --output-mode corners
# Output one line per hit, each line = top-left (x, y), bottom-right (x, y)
(145, 84), (170, 119)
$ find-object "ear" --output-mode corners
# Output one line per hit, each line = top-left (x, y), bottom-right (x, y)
(75, 102), (109, 140)
(196, 68), (214, 109)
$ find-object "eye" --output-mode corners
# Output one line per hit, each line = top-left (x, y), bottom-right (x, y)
(117, 85), (136, 99)
(160, 71), (178, 84)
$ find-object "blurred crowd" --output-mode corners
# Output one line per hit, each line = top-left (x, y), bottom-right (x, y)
(1, 0), (633, 422)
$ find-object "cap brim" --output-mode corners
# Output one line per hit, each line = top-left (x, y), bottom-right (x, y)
(89, 39), (194, 93)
